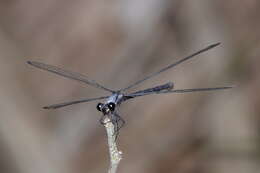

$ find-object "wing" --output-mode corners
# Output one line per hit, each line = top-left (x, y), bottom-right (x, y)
(125, 86), (232, 99)
(43, 96), (109, 109)
(120, 43), (220, 91)
(27, 61), (114, 93)
(160, 86), (233, 94)
(128, 82), (173, 96)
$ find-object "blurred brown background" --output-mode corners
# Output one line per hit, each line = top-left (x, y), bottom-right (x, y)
(0, 0), (259, 173)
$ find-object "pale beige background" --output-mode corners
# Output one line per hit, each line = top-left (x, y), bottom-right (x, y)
(0, 0), (259, 173)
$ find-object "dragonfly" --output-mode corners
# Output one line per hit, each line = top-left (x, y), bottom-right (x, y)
(27, 43), (232, 138)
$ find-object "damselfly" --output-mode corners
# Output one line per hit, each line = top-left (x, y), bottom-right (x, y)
(28, 43), (232, 138)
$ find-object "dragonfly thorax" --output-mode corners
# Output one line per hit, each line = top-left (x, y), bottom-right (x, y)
(105, 93), (124, 104)
(96, 93), (124, 115)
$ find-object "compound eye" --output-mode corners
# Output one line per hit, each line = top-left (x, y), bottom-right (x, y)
(108, 102), (116, 112)
(96, 103), (103, 111)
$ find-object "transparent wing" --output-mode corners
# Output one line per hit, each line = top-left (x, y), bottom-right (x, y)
(128, 82), (173, 96)
(28, 61), (114, 93)
(43, 96), (109, 109)
(121, 43), (220, 91)
(126, 86), (232, 98)
(160, 86), (233, 94)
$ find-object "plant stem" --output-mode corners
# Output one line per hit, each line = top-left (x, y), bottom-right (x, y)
(103, 117), (122, 173)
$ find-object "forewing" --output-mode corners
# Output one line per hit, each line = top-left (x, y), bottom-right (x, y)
(43, 96), (109, 109)
(121, 43), (220, 91)
(28, 61), (114, 93)
(126, 86), (232, 99)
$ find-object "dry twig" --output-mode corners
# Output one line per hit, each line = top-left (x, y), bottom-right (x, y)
(103, 117), (122, 173)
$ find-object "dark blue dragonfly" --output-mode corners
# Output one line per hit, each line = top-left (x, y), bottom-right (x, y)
(28, 43), (232, 138)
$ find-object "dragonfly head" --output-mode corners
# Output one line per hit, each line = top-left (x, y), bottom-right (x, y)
(96, 102), (116, 114)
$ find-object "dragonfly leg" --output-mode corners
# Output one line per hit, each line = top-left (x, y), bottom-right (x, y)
(117, 117), (125, 131)
(112, 113), (126, 140)
(111, 114), (120, 140)
(99, 115), (108, 125)
(99, 113), (125, 140)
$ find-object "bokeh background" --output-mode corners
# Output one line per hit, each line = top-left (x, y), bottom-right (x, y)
(0, 0), (259, 173)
